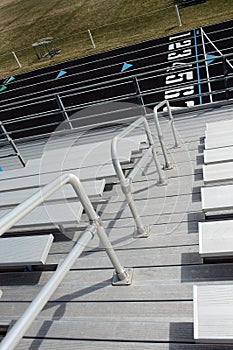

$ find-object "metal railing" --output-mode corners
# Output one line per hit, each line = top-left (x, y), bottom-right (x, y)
(0, 47), (232, 147)
(153, 100), (179, 170)
(111, 116), (166, 238)
(0, 121), (26, 167)
(0, 173), (132, 350)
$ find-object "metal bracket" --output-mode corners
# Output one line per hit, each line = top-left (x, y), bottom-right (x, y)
(121, 179), (132, 195)
(112, 267), (134, 286)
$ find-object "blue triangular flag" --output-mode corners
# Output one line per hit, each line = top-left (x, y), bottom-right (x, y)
(56, 70), (67, 79)
(5, 76), (15, 84)
(121, 62), (133, 72)
(206, 53), (217, 65)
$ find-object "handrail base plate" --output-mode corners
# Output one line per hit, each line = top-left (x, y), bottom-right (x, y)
(112, 267), (134, 286)
(133, 226), (151, 238)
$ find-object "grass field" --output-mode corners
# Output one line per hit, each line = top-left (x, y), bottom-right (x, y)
(0, 0), (232, 78)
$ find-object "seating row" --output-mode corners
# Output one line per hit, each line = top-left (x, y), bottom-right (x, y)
(194, 118), (233, 343)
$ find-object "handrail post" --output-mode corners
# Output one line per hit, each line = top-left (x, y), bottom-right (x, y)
(0, 121), (26, 167)
(112, 145), (149, 237)
(111, 117), (166, 238)
(112, 137), (149, 238)
(166, 100), (179, 148)
(142, 118), (167, 185)
(153, 100), (179, 169)
(69, 174), (132, 283)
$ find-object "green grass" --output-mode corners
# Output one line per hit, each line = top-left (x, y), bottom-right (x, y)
(0, 0), (232, 78)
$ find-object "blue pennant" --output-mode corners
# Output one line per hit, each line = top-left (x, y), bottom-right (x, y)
(121, 62), (133, 72)
(5, 76), (15, 84)
(56, 70), (67, 79)
(206, 53), (217, 65)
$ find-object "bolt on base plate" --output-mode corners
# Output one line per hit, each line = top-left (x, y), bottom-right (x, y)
(163, 163), (173, 170)
(133, 226), (151, 238)
(112, 267), (134, 286)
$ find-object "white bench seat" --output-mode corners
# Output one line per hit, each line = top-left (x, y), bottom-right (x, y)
(206, 119), (233, 133)
(194, 284), (233, 343)
(0, 169), (109, 192)
(204, 146), (233, 164)
(203, 162), (233, 184)
(0, 179), (105, 207)
(0, 234), (54, 266)
(199, 220), (233, 258)
(205, 130), (233, 149)
(0, 135), (146, 182)
(27, 135), (147, 171)
(201, 184), (233, 213)
(0, 201), (83, 228)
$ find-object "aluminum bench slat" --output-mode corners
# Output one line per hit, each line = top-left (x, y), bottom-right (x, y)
(203, 162), (233, 184)
(0, 179), (105, 207)
(0, 170), (108, 192)
(193, 284), (233, 343)
(26, 137), (145, 173)
(33, 135), (147, 161)
(204, 146), (233, 164)
(0, 135), (146, 181)
(205, 131), (233, 149)
(201, 184), (233, 213)
(0, 234), (54, 266)
(199, 220), (233, 257)
(206, 119), (233, 133)
(0, 202), (83, 227)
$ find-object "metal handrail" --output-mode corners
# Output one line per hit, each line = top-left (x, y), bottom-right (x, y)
(111, 116), (166, 238)
(153, 100), (179, 170)
(0, 173), (132, 350)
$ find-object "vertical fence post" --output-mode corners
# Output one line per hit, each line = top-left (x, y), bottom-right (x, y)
(12, 51), (22, 69)
(88, 29), (96, 49)
(0, 122), (26, 167)
(133, 77), (147, 115)
(56, 94), (73, 129)
(175, 4), (182, 27)
(223, 56), (229, 100)
(200, 27), (213, 103)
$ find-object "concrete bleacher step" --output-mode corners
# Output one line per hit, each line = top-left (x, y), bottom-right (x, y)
(201, 184), (233, 214)
(0, 202), (83, 228)
(205, 130), (233, 149)
(203, 162), (233, 184)
(199, 220), (233, 258)
(204, 146), (233, 164)
(193, 284), (233, 343)
(0, 179), (106, 207)
(0, 234), (54, 266)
